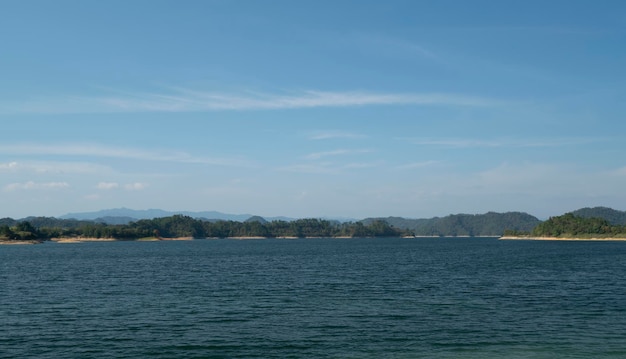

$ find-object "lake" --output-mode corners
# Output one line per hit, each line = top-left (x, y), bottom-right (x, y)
(2, 237), (626, 358)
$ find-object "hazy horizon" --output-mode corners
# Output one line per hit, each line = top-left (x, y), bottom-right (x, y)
(1, 1), (625, 219)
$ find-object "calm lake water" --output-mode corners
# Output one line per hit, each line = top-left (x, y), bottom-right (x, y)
(2, 237), (626, 358)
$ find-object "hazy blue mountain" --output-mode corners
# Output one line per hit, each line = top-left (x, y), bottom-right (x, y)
(570, 207), (626, 225)
(60, 208), (294, 222)
(320, 216), (357, 223)
(61, 208), (255, 221)
(245, 216), (268, 224)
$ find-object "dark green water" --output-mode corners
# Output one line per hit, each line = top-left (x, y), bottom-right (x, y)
(2, 238), (626, 358)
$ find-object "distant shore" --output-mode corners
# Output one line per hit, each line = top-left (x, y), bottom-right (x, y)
(6, 236), (626, 244)
(0, 240), (44, 245)
(51, 237), (117, 243)
(1, 235), (412, 244)
(52, 236), (196, 243)
(499, 236), (626, 241)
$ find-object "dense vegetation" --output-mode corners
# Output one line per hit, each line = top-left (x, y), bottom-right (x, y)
(363, 212), (540, 236)
(3, 208), (626, 242)
(0, 216), (411, 241)
(0, 221), (39, 241)
(530, 213), (626, 238)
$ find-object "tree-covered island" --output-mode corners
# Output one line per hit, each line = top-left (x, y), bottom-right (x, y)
(502, 212), (626, 240)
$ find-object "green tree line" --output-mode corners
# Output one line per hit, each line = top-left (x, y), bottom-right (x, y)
(5, 211), (625, 242)
(0, 215), (411, 241)
(363, 212), (540, 236)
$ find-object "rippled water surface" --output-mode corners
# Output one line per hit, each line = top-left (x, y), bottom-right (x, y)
(2, 238), (626, 358)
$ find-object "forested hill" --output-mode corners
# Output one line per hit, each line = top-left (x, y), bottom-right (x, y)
(531, 213), (626, 238)
(570, 207), (626, 226)
(361, 212), (541, 236)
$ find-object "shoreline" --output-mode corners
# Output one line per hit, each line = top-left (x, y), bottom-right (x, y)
(51, 236), (195, 243)
(2, 236), (422, 244)
(12, 236), (625, 244)
(499, 236), (626, 241)
(51, 237), (117, 243)
(0, 240), (44, 245)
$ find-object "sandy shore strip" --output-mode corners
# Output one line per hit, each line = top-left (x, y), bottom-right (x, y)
(500, 236), (626, 241)
(0, 240), (44, 245)
(51, 236), (196, 243)
(158, 237), (194, 241)
(51, 237), (118, 243)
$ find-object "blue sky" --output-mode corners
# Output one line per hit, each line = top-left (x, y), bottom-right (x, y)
(1, 0), (625, 219)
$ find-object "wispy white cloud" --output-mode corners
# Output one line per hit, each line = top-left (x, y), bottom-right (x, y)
(309, 131), (368, 141)
(279, 162), (338, 174)
(396, 161), (440, 170)
(96, 181), (147, 191)
(407, 137), (601, 148)
(409, 138), (501, 148)
(279, 160), (382, 174)
(446, 25), (604, 36)
(4, 181), (70, 192)
(0, 144), (252, 167)
(97, 182), (119, 190)
(0, 88), (503, 115)
(124, 182), (147, 191)
(344, 161), (383, 169)
(305, 149), (373, 160)
(0, 160), (113, 175)
(612, 166), (626, 177)
(0, 143), (184, 161)
(0, 162), (18, 171)
(354, 33), (438, 59)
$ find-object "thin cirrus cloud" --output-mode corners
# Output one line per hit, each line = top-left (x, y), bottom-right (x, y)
(279, 160), (382, 174)
(0, 162), (18, 170)
(344, 161), (383, 169)
(305, 149), (373, 160)
(279, 163), (338, 174)
(96, 182), (120, 190)
(396, 161), (440, 170)
(309, 131), (368, 140)
(124, 182), (147, 191)
(96, 182), (146, 191)
(4, 181), (70, 192)
(0, 144), (252, 167)
(407, 137), (601, 148)
(0, 88), (502, 114)
(0, 160), (112, 175)
(352, 33), (438, 60)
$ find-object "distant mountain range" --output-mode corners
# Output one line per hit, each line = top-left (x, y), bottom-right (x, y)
(60, 207), (294, 224)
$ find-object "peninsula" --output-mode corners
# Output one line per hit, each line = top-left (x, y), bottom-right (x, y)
(500, 212), (626, 241)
